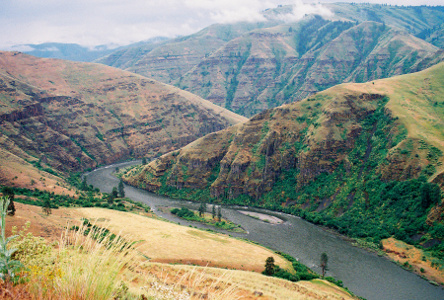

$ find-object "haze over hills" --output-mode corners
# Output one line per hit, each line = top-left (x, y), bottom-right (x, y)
(124, 62), (444, 247)
(9, 38), (171, 63)
(96, 21), (282, 84)
(0, 51), (246, 191)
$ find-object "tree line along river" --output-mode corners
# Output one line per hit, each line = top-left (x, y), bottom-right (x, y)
(85, 161), (444, 300)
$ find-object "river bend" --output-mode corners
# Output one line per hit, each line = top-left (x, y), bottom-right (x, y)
(85, 161), (444, 300)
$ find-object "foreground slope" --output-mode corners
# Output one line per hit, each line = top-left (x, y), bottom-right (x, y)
(8, 203), (355, 299)
(0, 51), (246, 190)
(125, 62), (444, 244)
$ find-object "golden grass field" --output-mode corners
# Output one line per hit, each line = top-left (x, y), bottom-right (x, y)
(6, 203), (356, 299)
(78, 207), (291, 272)
(382, 238), (444, 286)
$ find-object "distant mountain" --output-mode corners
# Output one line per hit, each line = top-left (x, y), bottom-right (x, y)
(8, 37), (170, 62)
(324, 3), (444, 42)
(125, 62), (444, 246)
(176, 19), (444, 116)
(0, 51), (246, 190)
(95, 3), (444, 117)
(419, 23), (444, 49)
(95, 22), (281, 84)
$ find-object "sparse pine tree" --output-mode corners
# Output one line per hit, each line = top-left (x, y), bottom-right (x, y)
(107, 193), (114, 205)
(43, 198), (52, 216)
(198, 201), (206, 218)
(80, 177), (88, 191)
(264, 256), (275, 276)
(112, 187), (118, 199)
(118, 179), (125, 198)
(141, 157), (147, 165)
(320, 252), (328, 277)
(212, 204), (216, 219)
(217, 206), (222, 222)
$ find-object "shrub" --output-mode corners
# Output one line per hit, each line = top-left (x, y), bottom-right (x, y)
(0, 196), (25, 283)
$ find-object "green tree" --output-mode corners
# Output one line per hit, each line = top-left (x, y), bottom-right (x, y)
(198, 201), (206, 217)
(141, 157), (147, 165)
(212, 205), (216, 219)
(421, 183), (441, 208)
(217, 206), (222, 222)
(112, 187), (118, 199)
(42, 198), (52, 216)
(107, 193), (114, 205)
(264, 256), (275, 276)
(1, 187), (15, 216)
(320, 252), (328, 277)
(80, 177), (88, 191)
(118, 179), (125, 198)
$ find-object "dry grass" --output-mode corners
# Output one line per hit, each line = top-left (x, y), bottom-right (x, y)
(5, 203), (83, 243)
(382, 238), (444, 285)
(133, 263), (355, 300)
(0, 148), (75, 197)
(24, 222), (140, 300)
(78, 207), (292, 272)
(6, 203), (356, 299)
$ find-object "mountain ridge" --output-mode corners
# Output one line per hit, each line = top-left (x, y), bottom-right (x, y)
(0, 51), (246, 192)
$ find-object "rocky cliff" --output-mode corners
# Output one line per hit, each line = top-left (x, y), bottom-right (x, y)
(125, 62), (444, 243)
(0, 51), (246, 190)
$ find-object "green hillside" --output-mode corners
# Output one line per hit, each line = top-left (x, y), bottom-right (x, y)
(125, 62), (444, 254)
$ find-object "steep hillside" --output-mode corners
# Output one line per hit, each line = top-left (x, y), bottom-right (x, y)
(95, 3), (444, 117)
(176, 19), (444, 116)
(419, 23), (444, 49)
(325, 3), (444, 41)
(0, 51), (246, 190)
(96, 22), (280, 84)
(125, 63), (444, 246)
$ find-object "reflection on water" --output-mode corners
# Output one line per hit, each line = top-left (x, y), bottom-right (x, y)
(86, 161), (444, 300)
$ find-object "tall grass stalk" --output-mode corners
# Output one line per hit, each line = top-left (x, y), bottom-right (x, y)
(30, 222), (140, 299)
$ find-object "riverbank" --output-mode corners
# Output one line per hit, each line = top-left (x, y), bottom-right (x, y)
(238, 210), (284, 224)
(158, 206), (246, 233)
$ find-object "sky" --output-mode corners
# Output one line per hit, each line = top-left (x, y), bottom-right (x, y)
(1, 0), (443, 50)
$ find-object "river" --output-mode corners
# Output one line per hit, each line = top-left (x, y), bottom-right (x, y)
(85, 161), (444, 300)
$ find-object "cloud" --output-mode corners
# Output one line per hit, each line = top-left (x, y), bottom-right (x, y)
(0, 0), (441, 49)
(275, 0), (333, 23)
(184, 0), (276, 24)
(5, 45), (36, 52)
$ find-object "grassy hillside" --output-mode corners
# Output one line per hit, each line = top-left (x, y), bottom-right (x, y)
(6, 203), (356, 299)
(0, 51), (246, 192)
(125, 62), (444, 258)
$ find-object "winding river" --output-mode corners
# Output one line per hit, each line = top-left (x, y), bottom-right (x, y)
(86, 161), (444, 300)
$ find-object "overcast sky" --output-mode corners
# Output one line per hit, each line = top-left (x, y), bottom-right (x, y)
(1, 0), (443, 50)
